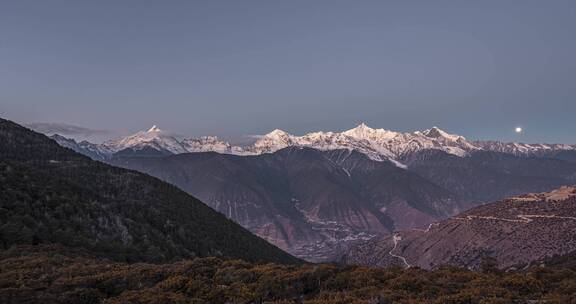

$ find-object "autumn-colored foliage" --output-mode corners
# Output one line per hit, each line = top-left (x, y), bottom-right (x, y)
(1, 246), (575, 304)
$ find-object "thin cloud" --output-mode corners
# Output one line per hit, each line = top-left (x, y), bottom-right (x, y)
(25, 122), (111, 137)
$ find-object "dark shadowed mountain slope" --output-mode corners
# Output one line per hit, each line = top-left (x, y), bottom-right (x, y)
(401, 149), (576, 204)
(545, 150), (576, 163)
(111, 148), (460, 261)
(0, 118), (299, 264)
(342, 186), (576, 270)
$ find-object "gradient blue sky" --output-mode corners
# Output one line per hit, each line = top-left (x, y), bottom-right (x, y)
(1, 1), (575, 143)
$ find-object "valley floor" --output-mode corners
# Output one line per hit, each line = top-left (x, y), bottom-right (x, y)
(1, 245), (575, 304)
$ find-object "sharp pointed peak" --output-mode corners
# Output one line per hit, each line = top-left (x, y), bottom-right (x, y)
(344, 122), (365, 130)
(148, 125), (162, 133)
(343, 122), (376, 135)
(423, 126), (442, 134)
(422, 126), (464, 141)
(423, 125), (444, 133)
(355, 122), (372, 129)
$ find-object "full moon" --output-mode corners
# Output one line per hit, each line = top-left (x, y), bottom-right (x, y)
(515, 127), (523, 133)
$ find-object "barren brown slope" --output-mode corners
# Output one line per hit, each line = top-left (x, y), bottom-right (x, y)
(342, 186), (576, 270)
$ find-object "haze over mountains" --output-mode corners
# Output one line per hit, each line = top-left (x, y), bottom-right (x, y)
(41, 122), (576, 261)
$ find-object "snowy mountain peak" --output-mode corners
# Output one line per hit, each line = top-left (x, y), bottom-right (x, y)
(344, 122), (373, 134)
(102, 126), (188, 154)
(343, 123), (398, 141)
(181, 136), (232, 153)
(148, 125), (162, 133)
(422, 126), (463, 141)
(265, 129), (290, 138)
(355, 122), (371, 130)
(48, 124), (576, 168)
(249, 129), (295, 153)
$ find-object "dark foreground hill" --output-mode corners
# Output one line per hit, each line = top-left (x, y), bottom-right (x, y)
(342, 186), (576, 270)
(1, 245), (575, 304)
(0, 118), (299, 264)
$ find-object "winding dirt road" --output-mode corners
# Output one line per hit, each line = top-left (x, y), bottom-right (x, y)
(388, 214), (576, 268)
(389, 234), (411, 268)
(453, 214), (576, 223)
(412, 222), (439, 233)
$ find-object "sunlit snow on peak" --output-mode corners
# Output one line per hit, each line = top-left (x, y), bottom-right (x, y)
(422, 126), (465, 141)
(148, 125), (162, 133)
(265, 129), (290, 138)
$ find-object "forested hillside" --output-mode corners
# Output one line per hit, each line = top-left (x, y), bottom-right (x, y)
(0, 118), (299, 264)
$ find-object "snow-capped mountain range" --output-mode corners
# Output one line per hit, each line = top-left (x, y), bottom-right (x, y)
(102, 125), (189, 154)
(47, 123), (575, 165)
